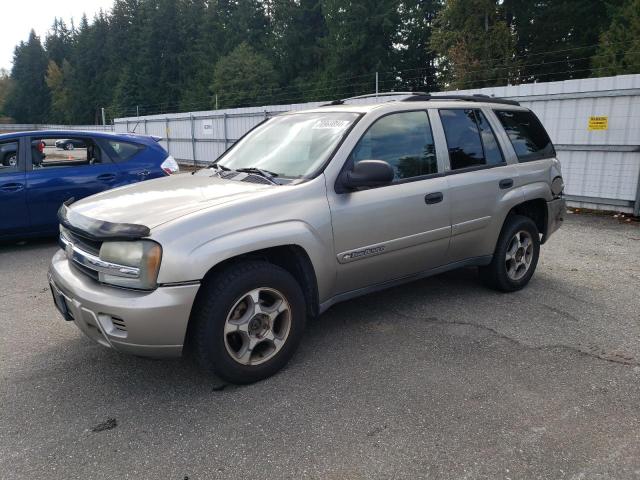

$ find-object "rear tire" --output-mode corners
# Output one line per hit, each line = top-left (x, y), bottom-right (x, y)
(5, 154), (16, 167)
(479, 214), (540, 292)
(191, 261), (306, 384)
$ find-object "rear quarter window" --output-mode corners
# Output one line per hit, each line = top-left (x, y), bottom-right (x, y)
(494, 110), (555, 162)
(106, 140), (144, 162)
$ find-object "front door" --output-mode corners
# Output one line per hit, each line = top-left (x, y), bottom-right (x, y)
(26, 135), (123, 233)
(0, 137), (28, 237)
(327, 110), (451, 295)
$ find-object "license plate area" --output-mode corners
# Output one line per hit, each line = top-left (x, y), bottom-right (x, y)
(50, 282), (74, 321)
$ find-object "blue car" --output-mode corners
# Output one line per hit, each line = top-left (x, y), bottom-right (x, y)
(0, 130), (179, 241)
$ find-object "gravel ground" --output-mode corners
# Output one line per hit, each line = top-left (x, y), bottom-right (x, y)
(1, 213), (639, 480)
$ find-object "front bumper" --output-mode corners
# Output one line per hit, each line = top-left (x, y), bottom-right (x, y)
(49, 249), (200, 357)
(543, 196), (566, 243)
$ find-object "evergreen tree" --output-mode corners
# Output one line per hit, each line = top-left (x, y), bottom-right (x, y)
(45, 18), (74, 66)
(268, 0), (327, 101)
(0, 69), (13, 120)
(45, 60), (73, 123)
(431, 0), (515, 89)
(317, 0), (400, 99)
(394, 0), (440, 92)
(5, 30), (50, 123)
(211, 42), (279, 108)
(592, 0), (640, 76)
(504, 0), (620, 82)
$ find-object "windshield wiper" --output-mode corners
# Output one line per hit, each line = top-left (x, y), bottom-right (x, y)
(235, 167), (279, 182)
(208, 163), (231, 171)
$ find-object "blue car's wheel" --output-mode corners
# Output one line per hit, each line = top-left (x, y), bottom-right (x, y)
(3, 153), (17, 167)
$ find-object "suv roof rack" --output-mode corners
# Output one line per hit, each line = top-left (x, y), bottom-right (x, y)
(402, 94), (520, 106)
(321, 91), (428, 106)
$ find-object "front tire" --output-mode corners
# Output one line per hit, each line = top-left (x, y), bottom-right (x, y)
(479, 214), (540, 292)
(191, 261), (306, 384)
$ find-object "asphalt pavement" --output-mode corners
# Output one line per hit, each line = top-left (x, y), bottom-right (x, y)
(1, 214), (639, 479)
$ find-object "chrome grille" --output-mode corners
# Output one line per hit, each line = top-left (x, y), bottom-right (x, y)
(64, 229), (102, 255)
(59, 228), (141, 282)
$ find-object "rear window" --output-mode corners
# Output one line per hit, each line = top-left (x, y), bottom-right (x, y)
(494, 110), (555, 162)
(106, 140), (143, 162)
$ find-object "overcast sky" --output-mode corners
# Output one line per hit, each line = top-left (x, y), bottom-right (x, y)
(1, 0), (115, 72)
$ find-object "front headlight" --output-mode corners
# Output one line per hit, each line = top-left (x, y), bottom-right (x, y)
(98, 240), (162, 290)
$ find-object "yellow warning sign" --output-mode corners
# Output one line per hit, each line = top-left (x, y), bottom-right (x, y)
(588, 116), (608, 130)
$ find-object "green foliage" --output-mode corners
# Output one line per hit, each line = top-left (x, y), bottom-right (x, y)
(211, 42), (279, 108)
(431, 0), (515, 89)
(317, 0), (400, 98)
(3, 0), (637, 123)
(394, 0), (440, 92)
(0, 69), (12, 120)
(504, 0), (619, 82)
(45, 60), (73, 123)
(592, 0), (640, 75)
(5, 31), (50, 123)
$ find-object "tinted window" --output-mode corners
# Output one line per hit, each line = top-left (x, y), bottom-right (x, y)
(495, 110), (555, 162)
(107, 140), (143, 162)
(349, 111), (437, 181)
(475, 110), (504, 165)
(0, 140), (19, 173)
(439, 109), (485, 170)
(31, 137), (103, 169)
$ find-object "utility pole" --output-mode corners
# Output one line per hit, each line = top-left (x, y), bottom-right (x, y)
(136, 105), (139, 117)
(215, 94), (218, 110)
(101, 107), (106, 126)
(375, 72), (379, 97)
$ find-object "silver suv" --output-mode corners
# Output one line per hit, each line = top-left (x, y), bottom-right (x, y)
(49, 95), (566, 383)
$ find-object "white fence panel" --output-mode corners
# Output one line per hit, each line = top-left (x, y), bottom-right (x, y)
(115, 75), (640, 214)
(0, 123), (113, 132)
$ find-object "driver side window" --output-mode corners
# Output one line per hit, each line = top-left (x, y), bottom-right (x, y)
(349, 111), (438, 181)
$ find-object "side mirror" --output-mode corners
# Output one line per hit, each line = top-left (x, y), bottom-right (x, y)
(340, 160), (394, 191)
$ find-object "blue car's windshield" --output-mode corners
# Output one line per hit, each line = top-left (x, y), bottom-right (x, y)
(216, 112), (359, 179)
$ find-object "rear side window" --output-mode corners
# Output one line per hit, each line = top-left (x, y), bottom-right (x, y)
(494, 110), (555, 162)
(439, 109), (502, 170)
(106, 140), (143, 162)
(349, 111), (438, 181)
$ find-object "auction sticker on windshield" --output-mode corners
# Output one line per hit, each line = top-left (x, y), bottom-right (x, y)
(312, 119), (351, 129)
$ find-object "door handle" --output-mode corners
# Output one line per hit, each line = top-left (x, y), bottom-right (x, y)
(0, 182), (24, 192)
(97, 173), (116, 182)
(137, 170), (151, 178)
(424, 192), (443, 204)
(499, 178), (514, 189)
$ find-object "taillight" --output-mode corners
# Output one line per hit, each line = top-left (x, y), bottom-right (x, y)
(160, 155), (179, 175)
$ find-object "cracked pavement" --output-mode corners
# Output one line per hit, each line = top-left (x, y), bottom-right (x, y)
(1, 214), (639, 479)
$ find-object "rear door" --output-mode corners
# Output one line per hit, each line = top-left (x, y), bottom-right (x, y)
(26, 135), (125, 233)
(0, 137), (28, 237)
(437, 108), (520, 263)
(100, 138), (164, 183)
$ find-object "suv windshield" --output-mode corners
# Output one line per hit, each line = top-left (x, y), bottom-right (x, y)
(216, 112), (359, 179)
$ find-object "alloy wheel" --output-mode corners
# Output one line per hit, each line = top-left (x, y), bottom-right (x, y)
(223, 287), (292, 366)
(505, 230), (534, 281)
